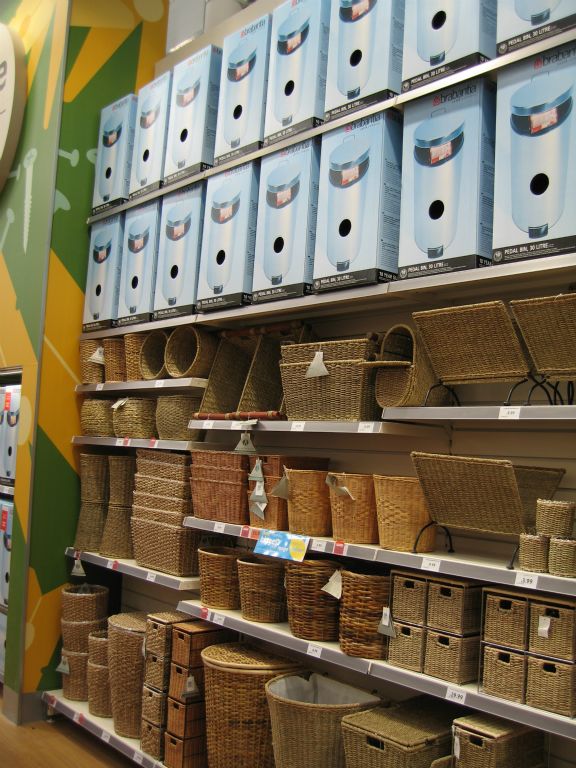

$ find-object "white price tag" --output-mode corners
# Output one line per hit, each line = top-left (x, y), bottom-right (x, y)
(89, 347), (105, 364)
(101, 731), (111, 744)
(133, 751), (144, 765)
(454, 735), (461, 759)
(107, 560), (114, 570)
(203, 420), (214, 429)
(321, 570), (343, 599)
(377, 606), (397, 638)
(357, 422), (375, 433)
(213, 614), (225, 626)
(154, 380), (165, 388)
(307, 643), (322, 658)
(446, 687), (467, 705)
(95, 383), (104, 391)
(421, 557), (441, 572)
(515, 571), (539, 589)
(291, 421), (306, 432)
(71, 558), (86, 577)
(111, 398), (128, 410)
(214, 522), (226, 533)
(184, 675), (199, 695)
(146, 572), (156, 583)
(538, 615), (551, 638)
(56, 657), (70, 675)
(499, 406), (521, 420)
(310, 539), (327, 553)
(73, 711), (82, 724)
(231, 421), (248, 430)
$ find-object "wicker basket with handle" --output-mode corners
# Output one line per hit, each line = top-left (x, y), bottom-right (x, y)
(481, 646), (526, 703)
(526, 655), (576, 717)
(423, 631), (480, 685)
(452, 713), (545, 768)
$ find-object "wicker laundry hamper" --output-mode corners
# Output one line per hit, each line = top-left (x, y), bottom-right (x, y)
(74, 500), (107, 552)
(99, 504), (133, 558)
(108, 612), (148, 737)
(79, 340), (104, 384)
(237, 555), (287, 623)
(285, 559), (340, 641)
(113, 397), (157, 439)
(61, 649), (89, 701)
(327, 472), (378, 544)
(285, 469), (331, 536)
(79, 454), (109, 502)
(80, 399), (114, 436)
(374, 475), (435, 552)
(108, 455), (136, 505)
(61, 584), (108, 622)
(164, 326), (218, 378)
(340, 570), (390, 659)
(103, 337), (126, 382)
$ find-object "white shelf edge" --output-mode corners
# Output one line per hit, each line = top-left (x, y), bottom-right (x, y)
(187, 419), (445, 439)
(42, 691), (162, 768)
(176, 599), (576, 742)
(382, 406), (576, 423)
(182, 518), (576, 598)
(71, 436), (193, 451)
(75, 377), (208, 394)
(65, 548), (200, 591)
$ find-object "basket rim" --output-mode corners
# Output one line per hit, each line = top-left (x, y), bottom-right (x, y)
(265, 671), (381, 710)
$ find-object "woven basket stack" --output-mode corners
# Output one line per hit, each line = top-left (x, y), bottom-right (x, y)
(88, 630), (112, 717)
(519, 498), (576, 577)
(99, 454), (136, 558)
(75, 454), (109, 552)
(190, 451), (250, 525)
(108, 612), (148, 738)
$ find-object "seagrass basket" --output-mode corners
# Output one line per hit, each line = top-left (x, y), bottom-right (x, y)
(145, 611), (188, 659)
(156, 395), (202, 440)
(327, 473), (378, 544)
(191, 450), (249, 470)
(141, 720), (165, 760)
(388, 623), (426, 672)
(248, 474), (287, 530)
(80, 399), (114, 436)
(536, 498), (575, 538)
(79, 340), (104, 384)
(139, 330), (168, 380)
(99, 504), (133, 558)
(88, 661), (112, 717)
(237, 555), (287, 623)
(103, 337), (126, 382)
(165, 326), (218, 378)
(237, 336), (284, 413)
(285, 469), (331, 536)
(108, 455), (136, 506)
(201, 643), (299, 768)
(113, 397), (157, 439)
(374, 475), (435, 552)
(61, 649), (89, 702)
(135, 473), (190, 499)
(483, 592), (528, 651)
(266, 671), (381, 768)
(392, 573), (428, 625)
(198, 547), (240, 609)
(423, 631), (479, 684)
(133, 492), (192, 517)
(61, 618), (107, 653)
(88, 629), (109, 666)
(526, 655), (576, 716)
(142, 685), (166, 726)
(339, 570), (390, 659)
(529, 600), (576, 661)
(80, 453), (109, 503)
(191, 464), (247, 483)
(481, 646), (526, 703)
(137, 448), (190, 466)
(124, 331), (149, 380)
(452, 713), (545, 768)
(281, 337), (379, 364)
(108, 612), (148, 737)
(61, 584), (108, 622)
(285, 559), (340, 641)
(131, 517), (200, 576)
(549, 537), (576, 577)
(191, 476), (249, 524)
(73, 501), (107, 552)
(518, 533), (549, 573)
(426, 579), (482, 635)
(145, 653), (171, 692)
(196, 337), (254, 415)
(138, 458), (189, 483)
(132, 505), (186, 526)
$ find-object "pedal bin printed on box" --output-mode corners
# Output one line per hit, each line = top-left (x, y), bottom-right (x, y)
(172, 69), (202, 169)
(223, 40), (258, 149)
(89, 228), (113, 320)
(510, 73), (573, 238)
(125, 217), (151, 313)
(98, 114), (123, 202)
(274, 7), (311, 126)
(163, 202), (194, 304)
(514, 0), (561, 25)
(337, 0), (378, 99)
(206, 182), (242, 293)
(263, 162), (301, 284)
(417, 0), (460, 66)
(137, 96), (161, 186)
(4, 389), (19, 480)
(413, 110), (465, 258)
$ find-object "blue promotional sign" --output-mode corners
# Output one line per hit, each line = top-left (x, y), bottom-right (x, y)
(254, 529), (310, 562)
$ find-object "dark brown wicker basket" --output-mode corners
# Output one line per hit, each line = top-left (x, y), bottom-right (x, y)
(339, 570), (390, 659)
(103, 338), (126, 382)
(285, 559), (340, 641)
(237, 555), (287, 623)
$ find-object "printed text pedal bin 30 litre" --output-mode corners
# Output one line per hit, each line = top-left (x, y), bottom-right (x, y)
(337, 0), (378, 100)
(273, 7), (311, 127)
(263, 162), (301, 284)
(417, 0), (460, 67)
(206, 181), (242, 294)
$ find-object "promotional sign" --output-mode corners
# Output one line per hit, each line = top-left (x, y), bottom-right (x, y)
(254, 529), (309, 561)
(0, 24), (26, 196)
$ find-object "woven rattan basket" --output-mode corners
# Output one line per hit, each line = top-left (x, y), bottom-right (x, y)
(99, 503), (133, 558)
(79, 340), (104, 384)
(248, 475), (288, 531)
(140, 330), (168, 380)
(80, 453), (109, 503)
(423, 631), (480, 684)
(108, 455), (136, 506)
(285, 559), (340, 641)
(138, 458), (189, 483)
(237, 556), (287, 623)
(137, 448), (190, 466)
(549, 537), (576, 577)
(236, 335), (284, 413)
(519, 533), (549, 573)
(483, 592), (528, 651)
(327, 473), (378, 544)
(281, 337), (379, 364)
(266, 671), (381, 768)
(191, 477), (249, 525)
(526, 655), (576, 716)
(374, 475), (435, 552)
(536, 498), (575, 538)
(74, 501), (107, 552)
(529, 600), (576, 661)
(88, 661), (112, 717)
(124, 331), (149, 380)
(426, 580), (482, 636)
(131, 517), (200, 576)
(392, 573), (428, 626)
(80, 399), (114, 436)
(452, 713), (545, 768)
(61, 618), (107, 653)
(135, 473), (190, 499)
(108, 612), (147, 737)
(286, 469), (331, 536)
(103, 337), (126, 382)
(191, 450), (249, 470)
(156, 395), (202, 440)
(388, 623), (426, 672)
(133, 492), (192, 517)
(145, 653), (171, 692)
(198, 547), (240, 609)
(165, 326), (218, 378)
(142, 685), (167, 726)
(481, 646), (526, 703)
(113, 397), (157, 439)
(196, 337), (254, 415)
(145, 611), (188, 658)
(88, 629), (109, 666)
(340, 570), (390, 659)
(141, 720), (165, 760)
(61, 649), (89, 701)
(61, 584), (108, 622)
(201, 643), (300, 768)
(132, 505), (186, 526)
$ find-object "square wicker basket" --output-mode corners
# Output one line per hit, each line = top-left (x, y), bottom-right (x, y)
(426, 579), (482, 636)
(482, 590), (528, 651)
(481, 645), (526, 703)
(388, 623), (426, 673)
(391, 573), (428, 626)
(452, 713), (545, 768)
(423, 631), (480, 685)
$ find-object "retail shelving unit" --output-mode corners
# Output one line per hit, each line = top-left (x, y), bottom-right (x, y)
(75, 377), (208, 395)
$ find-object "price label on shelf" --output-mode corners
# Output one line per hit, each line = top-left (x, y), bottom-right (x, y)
(310, 539), (327, 553)
(240, 525), (252, 538)
(101, 731), (111, 744)
(291, 421), (306, 432)
(231, 421), (250, 430)
(357, 422), (375, 433)
(214, 522), (226, 533)
(202, 420), (214, 430)
(146, 572), (156, 583)
(154, 380), (165, 388)
(499, 406), (521, 420)
(73, 712), (84, 724)
(200, 607), (211, 621)
(514, 571), (539, 589)
(95, 383), (104, 391)
(115, 437), (130, 447)
(307, 643), (322, 659)
(445, 688), (467, 705)
(421, 557), (441, 572)
(333, 540), (348, 556)
(213, 614), (225, 626)
(133, 751), (144, 765)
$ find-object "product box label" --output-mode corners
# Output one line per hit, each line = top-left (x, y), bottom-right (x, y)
(83, 215), (124, 330)
(497, 1), (576, 55)
(129, 71), (172, 196)
(117, 201), (160, 322)
(92, 95), (137, 212)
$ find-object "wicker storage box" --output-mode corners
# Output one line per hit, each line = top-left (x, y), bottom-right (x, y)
(157, 395), (202, 441)
(80, 398), (114, 436)
(103, 337), (126, 382)
(61, 618), (107, 653)
(164, 733), (207, 768)
(191, 450), (249, 470)
(423, 631), (480, 684)
(341, 698), (458, 768)
(108, 455), (136, 505)
(191, 477), (249, 525)
(171, 621), (236, 668)
(526, 655), (576, 716)
(164, 326), (218, 379)
(249, 455), (330, 477)
(61, 649), (89, 702)
(266, 671), (381, 768)
(201, 643), (299, 768)
(392, 573), (428, 626)
(137, 448), (191, 466)
(481, 646), (526, 703)
(80, 454), (109, 502)
(108, 612), (147, 737)
(169, 664), (205, 703)
(135, 473), (190, 499)
(285, 559), (340, 641)
(327, 473), (378, 544)
(124, 331), (148, 380)
(374, 475), (435, 552)
(141, 720), (165, 760)
(535, 498), (575, 538)
(142, 685), (167, 726)
(388, 624), (426, 672)
(74, 500), (107, 552)
(132, 493), (192, 517)
(549, 537), (576, 578)
(99, 503), (132, 559)
(198, 547), (240, 609)
(146, 653), (171, 692)
(237, 556), (287, 624)
(482, 591), (528, 651)
(281, 337), (379, 365)
(139, 330), (168, 380)
(166, 698), (206, 739)
(191, 464), (247, 483)
(132, 507), (186, 528)
(285, 469), (331, 536)
(88, 629), (109, 666)
(340, 570), (390, 659)
(453, 713), (545, 768)
(138, 458), (190, 483)
(145, 611), (188, 659)
(528, 599), (576, 661)
(248, 475), (288, 531)
(80, 340), (104, 384)
(518, 534), (549, 573)
(113, 397), (157, 439)
(131, 517), (200, 576)
(426, 580), (482, 636)
(61, 584), (108, 622)
(87, 661), (111, 717)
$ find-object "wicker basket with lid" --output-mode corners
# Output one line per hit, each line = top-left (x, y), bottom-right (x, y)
(108, 612), (147, 737)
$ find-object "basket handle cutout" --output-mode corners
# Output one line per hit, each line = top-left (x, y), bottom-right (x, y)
(170, 737), (177, 745)
(498, 652), (511, 663)
(439, 587), (452, 597)
(469, 735), (485, 748)
(367, 736), (386, 751)
(401, 627), (412, 636)
(543, 662), (557, 674)
(545, 608), (560, 618)
(438, 636), (450, 646)
(176, 666), (184, 675)
(404, 580), (415, 589)
(499, 599), (512, 610)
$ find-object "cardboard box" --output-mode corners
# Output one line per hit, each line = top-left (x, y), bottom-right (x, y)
(130, 71), (172, 197)
(164, 46), (222, 184)
(214, 14), (271, 164)
(401, 0), (496, 93)
(324, 0), (404, 120)
(153, 184), (205, 320)
(398, 77), (495, 279)
(253, 139), (319, 302)
(92, 94), (137, 213)
(0, 499), (13, 607)
(264, 0), (330, 145)
(82, 214), (124, 331)
(492, 41), (576, 264)
(313, 110), (403, 292)
(497, 0), (576, 55)
(197, 161), (259, 311)
(117, 201), (160, 325)
(1, 387), (19, 483)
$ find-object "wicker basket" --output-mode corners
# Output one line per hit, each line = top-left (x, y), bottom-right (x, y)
(191, 477), (249, 525)
(423, 631), (480, 684)
(80, 398), (114, 436)
(61, 649), (89, 702)
(108, 612), (148, 737)
(99, 504), (133, 559)
(536, 498), (575, 538)
(392, 573), (428, 626)
(108, 455), (136, 506)
(113, 397), (157, 439)
(374, 476), (435, 552)
(453, 713), (545, 768)
(281, 337), (379, 364)
(191, 450), (249, 470)
(339, 570), (390, 659)
(61, 584), (108, 622)
(88, 661), (112, 717)
(79, 340), (104, 384)
(266, 671), (381, 768)
(327, 473), (378, 544)
(196, 337), (254, 415)
(80, 454), (109, 502)
(124, 331), (149, 380)
(165, 326), (218, 378)
(103, 338), (126, 382)
(518, 534), (549, 573)
(198, 547), (240, 609)
(132, 505), (186, 526)
(191, 464), (247, 483)
(483, 593), (528, 651)
(529, 600), (576, 661)
(61, 618), (107, 653)
(135, 473), (190, 499)
(74, 500), (107, 552)
(156, 395), (202, 440)
(137, 448), (191, 466)
(549, 537), (576, 577)
(249, 455), (330, 476)
(138, 458), (189, 483)
(169, 662), (205, 702)
(201, 643), (299, 768)
(526, 655), (576, 716)
(248, 475), (288, 531)
(88, 629), (109, 666)
(426, 580), (482, 636)
(285, 559), (340, 641)
(285, 469), (331, 536)
(166, 698), (205, 739)
(145, 611), (188, 659)
(139, 330), (168, 380)
(133, 492), (192, 517)
(481, 646), (526, 703)
(237, 556), (287, 624)
(145, 653), (171, 692)
(131, 517), (200, 576)
(141, 720), (165, 760)
(237, 335), (284, 413)
(142, 685), (167, 727)
(388, 623), (426, 672)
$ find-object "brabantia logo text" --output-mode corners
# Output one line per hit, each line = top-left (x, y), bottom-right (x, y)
(535, 45), (576, 69)
(241, 19), (266, 36)
(432, 84), (477, 106)
(352, 115), (381, 130)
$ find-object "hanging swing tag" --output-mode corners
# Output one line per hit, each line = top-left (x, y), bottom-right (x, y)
(250, 501), (267, 521)
(111, 398), (128, 410)
(250, 480), (267, 504)
(271, 474), (289, 500)
(538, 615), (552, 638)
(184, 675), (199, 697)
(234, 431), (256, 455)
(377, 606), (397, 638)
(248, 459), (264, 482)
(71, 557), (86, 577)
(325, 475), (354, 499)
(56, 656), (70, 675)
(89, 346), (105, 365)
(321, 570), (342, 599)
(305, 350), (329, 379)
